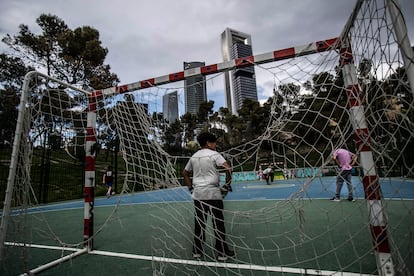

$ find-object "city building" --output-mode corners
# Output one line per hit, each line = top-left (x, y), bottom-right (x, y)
(162, 91), (179, 123)
(184, 61), (207, 115)
(221, 28), (258, 115)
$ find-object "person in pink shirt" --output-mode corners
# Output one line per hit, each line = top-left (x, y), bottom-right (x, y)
(330, 148), (358, 202)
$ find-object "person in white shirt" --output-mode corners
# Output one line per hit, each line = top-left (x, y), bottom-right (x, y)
(183, 132), (235, 261)
(262, 165), (273, 185)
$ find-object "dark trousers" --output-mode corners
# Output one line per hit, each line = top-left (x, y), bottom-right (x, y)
(264, 174), (270, 184)
(269, 172), (274, 182)
(335, 169), (353, 197)
(193, 199), (229, 254)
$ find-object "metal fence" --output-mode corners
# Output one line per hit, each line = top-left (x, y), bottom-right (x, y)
(0, 146), (85, 208)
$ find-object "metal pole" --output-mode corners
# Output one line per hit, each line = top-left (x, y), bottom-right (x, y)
(24, 248), (88, 275)
(387, 0), (414, 95)
(83, 93), (97, 250)
(340, 39), (395, 276)
(114, 137), (119, 194)
(0, 71), (37, 262)
(0, 71), (90, 260)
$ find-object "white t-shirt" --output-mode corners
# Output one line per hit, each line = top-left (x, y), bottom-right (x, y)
(263, 167), (272, 175)
(184, 148), (227, 200)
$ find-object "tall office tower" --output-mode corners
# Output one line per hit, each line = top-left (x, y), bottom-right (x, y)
(184, 61), (207, 115)
(162, 91), (179, 123)
(221, 28), (258, 115)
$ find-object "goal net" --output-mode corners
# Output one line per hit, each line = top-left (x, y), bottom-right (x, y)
(1, 0), (413, 275)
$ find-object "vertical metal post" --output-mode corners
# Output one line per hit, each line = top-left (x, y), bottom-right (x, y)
(0, 71), (36, 262)
(387, 0), (414, 95)
(83, 92), (97, 250)
(340, 39), (395, 276)
(114, 137), (119, 194)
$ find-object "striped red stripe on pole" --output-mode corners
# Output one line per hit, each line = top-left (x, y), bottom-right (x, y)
(83, 93), (98, 250)
(99, 37), (339, 96)
(339, 39), (394, 274)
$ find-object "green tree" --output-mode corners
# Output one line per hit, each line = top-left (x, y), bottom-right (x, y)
(0, 54), (31, 145)
(1, 13), (120, 150)
(217, 107), (244, 149)
(163, 119), (183, 155)
(181, 112), (198, 144)
(237, 98), (270, 142)
(197, 100), (214, 123)
(2, 14), (119, 88)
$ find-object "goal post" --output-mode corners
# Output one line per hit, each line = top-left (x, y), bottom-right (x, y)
(387, 0), (414, 95)
(0, 71), (92, 263)
(339, 38), (395, 275)
(0, 71), (34, 262)
(84, 92), (97, 251)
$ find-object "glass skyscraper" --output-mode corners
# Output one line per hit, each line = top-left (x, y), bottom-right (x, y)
(184, 61), (207, 115)
(162, 91), (179, 123)
(221, 28), (258, 115)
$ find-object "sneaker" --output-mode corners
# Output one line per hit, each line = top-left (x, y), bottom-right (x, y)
(192, 245), (203, 258)
(225, 250), (235, 258)
(330, 197), (340, 202)
(217, 250), (235, 261)
(192, 252), (202, 258)
(347, 196), (355, 202)
(220, 186), (229, 197)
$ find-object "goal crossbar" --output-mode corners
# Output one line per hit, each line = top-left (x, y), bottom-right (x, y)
(97, 38), (339, 96)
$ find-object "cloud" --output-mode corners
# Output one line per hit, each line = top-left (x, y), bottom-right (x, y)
(1, 0), (413, 112)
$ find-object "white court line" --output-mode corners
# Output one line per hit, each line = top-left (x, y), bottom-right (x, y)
(243, 184), (296, 189)
(6, 242), (376, 276)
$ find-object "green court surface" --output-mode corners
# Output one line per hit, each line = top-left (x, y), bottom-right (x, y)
(2, 197), (413, 275)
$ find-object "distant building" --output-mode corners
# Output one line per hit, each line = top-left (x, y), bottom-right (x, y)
(184, 61), (207, 115)
(221, 28), (258, 115)
(162, 91), (179, 123)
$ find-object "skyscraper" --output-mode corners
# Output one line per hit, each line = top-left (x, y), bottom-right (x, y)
(184, 61), (207, 115)
(221, 28), (258, 114)
(162, 91), (179, 123)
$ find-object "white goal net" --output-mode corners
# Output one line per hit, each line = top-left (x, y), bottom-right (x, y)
(1, 0), (413, 275)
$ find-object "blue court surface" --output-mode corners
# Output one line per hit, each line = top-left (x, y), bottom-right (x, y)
(3, 176), (414, 276)
(25, 176), (414, 213)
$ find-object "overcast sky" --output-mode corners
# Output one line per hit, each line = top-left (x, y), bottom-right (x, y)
(1, 0), (413, 111)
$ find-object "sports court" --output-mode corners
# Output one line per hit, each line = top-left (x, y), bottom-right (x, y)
(1, 0), (414, 275)
(3, 176), (414, 275)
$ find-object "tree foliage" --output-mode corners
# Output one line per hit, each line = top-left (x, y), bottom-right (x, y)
(0, 13), (120, 147)
(0, 54), (31, 145)
(2, 14), (119, 88)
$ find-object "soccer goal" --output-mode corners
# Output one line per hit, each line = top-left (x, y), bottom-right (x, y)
(1, 0), (413, 275)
